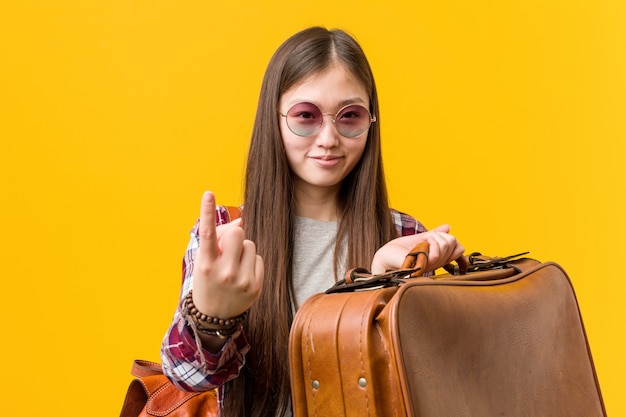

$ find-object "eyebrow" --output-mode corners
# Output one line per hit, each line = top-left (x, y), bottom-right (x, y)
(286, 97), (368, 111)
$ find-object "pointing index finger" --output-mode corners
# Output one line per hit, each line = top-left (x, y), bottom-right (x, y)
(198, 191), (218, 260)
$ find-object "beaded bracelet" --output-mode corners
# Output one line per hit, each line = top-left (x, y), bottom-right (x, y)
(193, 322), (240, 339)
(182, 290), (248, 338)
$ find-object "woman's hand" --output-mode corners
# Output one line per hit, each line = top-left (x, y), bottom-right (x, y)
(191, 191), (264, 320)
(371, 225), (464, 275)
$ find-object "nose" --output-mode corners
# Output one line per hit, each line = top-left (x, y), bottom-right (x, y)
(314, 114), (340, 148)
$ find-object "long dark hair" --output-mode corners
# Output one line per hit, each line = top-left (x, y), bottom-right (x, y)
(225, 26), (396, 417)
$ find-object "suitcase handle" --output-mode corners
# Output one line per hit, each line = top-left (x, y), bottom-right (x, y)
(399, 241), (430, 275)
(328, 244), (529, 293)
(329, 243), (433, 292)
(400, 242), (469, 278)
(400, 243), (530, 277)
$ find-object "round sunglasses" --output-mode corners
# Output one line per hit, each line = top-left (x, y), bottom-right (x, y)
(279, 102), (376, 138)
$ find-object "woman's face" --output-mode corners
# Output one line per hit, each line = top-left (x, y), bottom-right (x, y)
(279, 63), (370, 197)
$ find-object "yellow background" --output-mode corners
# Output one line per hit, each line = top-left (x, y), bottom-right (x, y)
(1, 1), (624, 415)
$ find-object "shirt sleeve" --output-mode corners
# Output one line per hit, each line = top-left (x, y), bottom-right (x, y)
(390, 208), (428, 237)
(161, 206), (250, 392)
(390, 208), (435, 277)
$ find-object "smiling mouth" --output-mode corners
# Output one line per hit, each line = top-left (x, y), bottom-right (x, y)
(311, 155), (341, 160)
(310, 155), (342, 167)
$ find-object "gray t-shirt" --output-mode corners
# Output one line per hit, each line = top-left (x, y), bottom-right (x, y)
(291, 216), (347, 308)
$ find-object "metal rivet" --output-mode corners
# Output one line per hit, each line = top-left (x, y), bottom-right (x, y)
(358, 377), (367, 387)
(312, 380), (320, 389)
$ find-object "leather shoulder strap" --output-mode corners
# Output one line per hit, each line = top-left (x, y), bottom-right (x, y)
(225, 205), (242, 222)
(131, 360), (163, 378)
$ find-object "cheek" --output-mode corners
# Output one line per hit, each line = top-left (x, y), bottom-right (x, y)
(281, 136), (309, 170)
(349, 140), (368, 163)
(280, 122), (304, 150)
(282, 136), (307, 154)
(344, 140), (368, 174)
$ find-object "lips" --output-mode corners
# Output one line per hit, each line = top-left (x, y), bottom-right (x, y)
(311, 155), (341, 160)
(310, 155), (342, 167)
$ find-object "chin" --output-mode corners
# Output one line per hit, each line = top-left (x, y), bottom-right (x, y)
(301, 178), (344, 190)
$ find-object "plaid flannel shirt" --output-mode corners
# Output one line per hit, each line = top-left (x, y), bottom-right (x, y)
(161, 206), (426, 411)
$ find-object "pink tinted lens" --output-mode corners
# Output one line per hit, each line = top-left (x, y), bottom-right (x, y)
(286, 102), (323, 136)
(335, 105), (371, 137)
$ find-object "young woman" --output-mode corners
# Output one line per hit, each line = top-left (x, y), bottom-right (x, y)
(161, 26), (464, 417)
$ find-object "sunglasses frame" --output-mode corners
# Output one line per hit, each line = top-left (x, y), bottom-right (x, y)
(279, 102), (376, 138)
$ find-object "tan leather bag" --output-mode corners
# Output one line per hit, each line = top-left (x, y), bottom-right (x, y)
(119, 360), (218, 417)
(289, 244), (607, 417)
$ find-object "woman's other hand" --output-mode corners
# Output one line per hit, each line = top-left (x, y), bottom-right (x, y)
(371, 225), (464, 274)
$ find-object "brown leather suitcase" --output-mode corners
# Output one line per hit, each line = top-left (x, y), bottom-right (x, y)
(289, 247), (606, 417)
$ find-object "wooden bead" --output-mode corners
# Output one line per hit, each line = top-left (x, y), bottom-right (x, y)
(183, 290), (248, 330)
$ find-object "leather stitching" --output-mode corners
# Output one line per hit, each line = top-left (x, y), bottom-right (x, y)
(146, 384), (200, 416)
(359, 293), (372, 417)
(305, 300), (318, 417)
(377, 321), (395, 415)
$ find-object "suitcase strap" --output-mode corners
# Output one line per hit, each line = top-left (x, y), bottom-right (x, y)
(328, 242), (529, 294)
